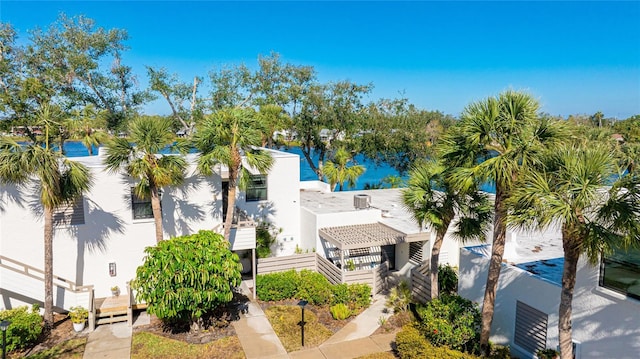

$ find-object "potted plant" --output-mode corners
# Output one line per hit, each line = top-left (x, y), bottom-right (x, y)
(69, 306), (88, 332)
(111, 285), (120, 296)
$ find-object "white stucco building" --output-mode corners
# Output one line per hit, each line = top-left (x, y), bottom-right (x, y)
(0, 148), (301, 309)
(458, 227), (640, 359)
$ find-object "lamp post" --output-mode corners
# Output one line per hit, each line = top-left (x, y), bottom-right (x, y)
(0, 320), (10, 359)
(297, 300), (308, 347)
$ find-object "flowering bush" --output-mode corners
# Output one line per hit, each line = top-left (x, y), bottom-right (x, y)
(414, 294), (481, 353)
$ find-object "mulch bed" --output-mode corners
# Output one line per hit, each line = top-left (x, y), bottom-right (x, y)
(257, 299), (357, 334)
(372, 310), (415, 336)
(11, 313), (88, 358)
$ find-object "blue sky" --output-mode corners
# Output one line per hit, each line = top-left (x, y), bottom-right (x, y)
(2, 1), (639, 119)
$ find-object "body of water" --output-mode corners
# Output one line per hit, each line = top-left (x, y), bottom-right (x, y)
(61, 141), (495, 192)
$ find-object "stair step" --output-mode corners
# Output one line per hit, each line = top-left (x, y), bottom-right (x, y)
(97, 309), (128, 317)
(96, 316), (128, 325)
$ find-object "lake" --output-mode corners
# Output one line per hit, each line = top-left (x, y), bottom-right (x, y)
(61, 141), (495, 192)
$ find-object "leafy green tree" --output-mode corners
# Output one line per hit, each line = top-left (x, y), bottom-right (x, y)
(193, 108), (273, 240)
(133, 230), (242, 328)
(439, 90), (567, 352)
(103, 116), (187, 243)
(402, 159), (491, 299)
(0, 104), (93, 326)
(26, 14), (149, 129)
(508, 144), (640, 359)
(323, 147), (365, 191)
(258, 104), (291, 148)
(147, 66), (202, 136)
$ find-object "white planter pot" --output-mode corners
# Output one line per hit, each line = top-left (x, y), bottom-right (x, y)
(73, 321), (85, 332)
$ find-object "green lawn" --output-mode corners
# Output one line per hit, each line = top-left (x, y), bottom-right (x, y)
(131, 332), (245, 359)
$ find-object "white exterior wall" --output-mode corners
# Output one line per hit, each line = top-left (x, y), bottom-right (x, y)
(236, 150), (300, 256)
(459, 247), (640, 359)
(0, 155), (221, 302)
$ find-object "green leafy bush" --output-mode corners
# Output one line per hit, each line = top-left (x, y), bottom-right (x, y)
(133, 230), (242, 326)
(331, 283), (350, 305)
(257, 270), (371, 308)
(0, 304), (43, 352)
(256, 270), (300, 301)
(256, 221), (280, 258)
(330, 303), (351, 320)
(438, 264), (459, 295)
(414, 294), (481, 353)
(537, 348), (559, 359)
(297, 270), (333, 305)
(348, 283), (372, 309)
(396, 325), (480, 359)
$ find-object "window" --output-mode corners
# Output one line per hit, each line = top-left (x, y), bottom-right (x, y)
(409, 241), (425, 264)
(54, 197), (85, 225)
(246, 175), (267, 202)
(514, 301), (548, 355)
(131, 188), (153, 220)
(600, 246), (640, 300)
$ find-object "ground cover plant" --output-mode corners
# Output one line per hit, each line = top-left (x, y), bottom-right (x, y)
(264, 305), (333, 351)
(130, 332), (244, 359)
(24, 338), (86, 359)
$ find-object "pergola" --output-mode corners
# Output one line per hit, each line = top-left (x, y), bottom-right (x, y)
(319, 222), (424, 270)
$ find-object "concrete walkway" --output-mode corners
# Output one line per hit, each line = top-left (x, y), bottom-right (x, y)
(81, 286), (394, 359)
(82, 311), (149, 359)
(82, 322), (132, 359)
(287, 294), (395, 359)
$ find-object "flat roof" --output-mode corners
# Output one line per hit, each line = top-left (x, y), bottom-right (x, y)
(300, 187), (424, 235)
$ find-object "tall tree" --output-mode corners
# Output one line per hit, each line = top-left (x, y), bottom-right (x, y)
(440, 90), (567, 352)
(67, 104), (109, 155)
(257, 104), (291, 148)
(193, 108), (273, 240)
(26, 14), (150, 129)
(0, 103), (93, 327)
(147, 66), (202, 136)
(402, 159), (491, 299)
(508, 144), (640, 359)
(323, 147), (365, 191)
(103, 116), (187, 243)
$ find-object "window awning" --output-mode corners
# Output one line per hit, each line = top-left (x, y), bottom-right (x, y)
(319, 222), (421, 250)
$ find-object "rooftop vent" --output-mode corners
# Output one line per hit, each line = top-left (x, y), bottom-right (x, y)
(354, 194), (371, 210)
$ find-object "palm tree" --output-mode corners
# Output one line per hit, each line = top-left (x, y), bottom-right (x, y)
(323, 147), (365, 191)
(193, 107), (273, 240)
(68, 104), (109, 156)
(103, 116), (187, 243)
(0, 105), (93, 327)
(508, 144), (640, 359)
(402, 159), (491, 299)
(439, 90), (567, 352)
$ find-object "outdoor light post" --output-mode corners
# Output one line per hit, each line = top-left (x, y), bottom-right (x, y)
(297, 300), (308, 347)
(0, 320), (10, 359)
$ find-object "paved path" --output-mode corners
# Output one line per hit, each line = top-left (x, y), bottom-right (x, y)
(322, 294), (390, 345)
(82, 322), (132, 359)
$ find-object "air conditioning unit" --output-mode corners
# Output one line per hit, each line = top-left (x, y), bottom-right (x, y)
(354, 194), (371, 210)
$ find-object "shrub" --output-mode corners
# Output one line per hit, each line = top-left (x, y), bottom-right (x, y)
(133, 230), (242, 326)
(537, 348), (559, 359)
(330, 303), (351, 320)
(348, 283), (372, 309)
(297, 270), (333, 305)
(256, 270), (300, 301)
(488, 344), (511, 359)
(331, 283), (350, 305)
(396, 325), (481, 359)
(438, 264), (459, 295)
(256, 221), (280, 258)
(386, 280), (411, 313)
(0, 304), (43, 352)
(414, 294), (481, 353)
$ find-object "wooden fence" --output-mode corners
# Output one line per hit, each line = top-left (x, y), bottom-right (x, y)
(256, 252), (317, 275)
(257, 253), (389, 295)
(411, 264), (431, 304)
